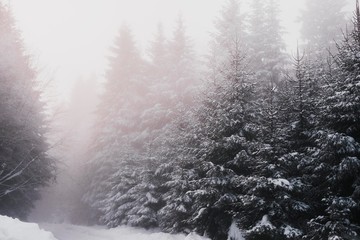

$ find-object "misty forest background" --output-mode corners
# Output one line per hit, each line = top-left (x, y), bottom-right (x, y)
(1, 0), (360, 239)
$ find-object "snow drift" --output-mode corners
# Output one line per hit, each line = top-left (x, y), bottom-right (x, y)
(0, 215), (208, 240)
(41, 223), (210, 240)
(0, 215), (57, 240)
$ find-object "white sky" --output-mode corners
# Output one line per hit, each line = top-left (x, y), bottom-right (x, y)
(5, 0), (350, 104)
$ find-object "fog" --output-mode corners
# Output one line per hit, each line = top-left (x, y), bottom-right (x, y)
(1, 0), (358, 237)
(10, 0), (315, 103)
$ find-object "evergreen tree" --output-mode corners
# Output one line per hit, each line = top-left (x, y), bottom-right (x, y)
(167, 16), (197, 106)
(325, 5), (360, 142)
(83, 25), (149, 227)
(248, 0), (267, 73)
(0, 3), (55, 219)
(262, 0), (289, 84)
(81, 2), (360, 239)
(248, 0), (289, 85)
(208, 0), (247, 83)
(148, 23), (168, 80)
(84, 19), (199, 230)
(233, 52), (320, 240)
(302, 4), (360, 238)
(187, 65), (260, 240)
(300, 0), (347, 56)
(167, 2), (263, 238)
(155, 111), (205, 233)
(146, 18), (199, 231)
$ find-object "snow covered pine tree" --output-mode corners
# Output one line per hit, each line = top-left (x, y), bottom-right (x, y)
(303, 2), (360, 239)
(0, 3), (55, 219)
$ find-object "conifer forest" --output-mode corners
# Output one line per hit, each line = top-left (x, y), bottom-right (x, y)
(1, 0), (360, 239)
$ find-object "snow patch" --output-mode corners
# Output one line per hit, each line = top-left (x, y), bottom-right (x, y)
(258, 215), (275, 229)
(328, 236), (342, 240)
(146, 192), (158, 203)
(185, 232), (208, 240)
(282, 225), (302, 238)
(250, 215), (275, 232)
(0, 215), (58, 240)
(227, 221), (245, 240)
(40, 223), (210, 240)
(0, 215), (209, 240)
(269, 178), (293, 190)
(193, 207), (206, 221)
(176, 204), (187, 213)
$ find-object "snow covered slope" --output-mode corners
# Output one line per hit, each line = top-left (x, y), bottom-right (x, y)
(40, 223), (208, 240)
(0, 215), (57, 240)
(0, 215), (208, 240)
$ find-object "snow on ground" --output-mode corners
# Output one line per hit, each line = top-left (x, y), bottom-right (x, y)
(0, 214), (208, 240)
(40, 223), (208, 240)
(0, 215), (57, 240)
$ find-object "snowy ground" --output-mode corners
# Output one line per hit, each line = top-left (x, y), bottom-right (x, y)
(0, 215), (208, 240)
(40, 223), (207, 240)
(0, 215), (57, 240)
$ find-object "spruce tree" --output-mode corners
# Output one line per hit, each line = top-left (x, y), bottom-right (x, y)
(84, 19), (199, 230)
(129, 18), (198, 229)
(263, 0), (289, 84)
(208, 0), (247, 83)
(83, 25), (149, 227)
(171, 2), (263, 238)
(234, 52), (319, 240)
(147, 18), (199, 232)
(0, 3), (55, 219)
(325, 4), (360, 142)
(248, 0), (267, 75)
(300, 0), (347, 56)
(302, 3), (360, 238)
(147, 23), (168, 80)
(187, 69), (260, 240)
(248, 0), (289, 84)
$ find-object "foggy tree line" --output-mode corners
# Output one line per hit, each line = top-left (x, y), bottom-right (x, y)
(0, 4), (55, 219)
(0, 0), (359, 240)
(83, 0), (360, 239)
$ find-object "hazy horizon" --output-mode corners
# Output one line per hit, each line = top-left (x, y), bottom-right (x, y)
(5, 0), (323, 105)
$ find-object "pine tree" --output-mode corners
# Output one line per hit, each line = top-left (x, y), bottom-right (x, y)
(262, 0), (289, 84)
(235, 52), (320, 240)
(300, 0), (347, 56)
(172, 2), (294, 238)
(0, 4), (55, 219)
(187, 69), (261, 240)
(302, 3), (360, 238)
(169, 2), (263, 238)
(83, 25), (149, 227)
(248, 0), (267, 73)
(145, 18), (199, 232)
(325, 5), (360, 142)
(84, 19), (199, 230)
(248, 0), (289, 85)
(156, 119), (206, 233)
(208, 0), (247, 83)
(147, 23), (168, 80)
